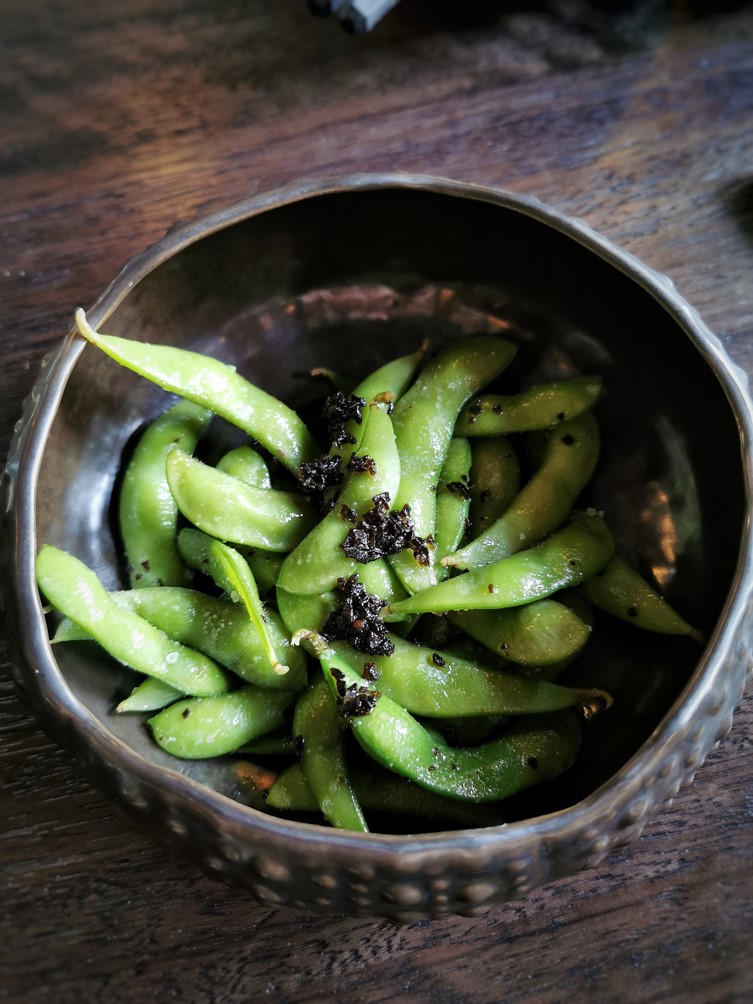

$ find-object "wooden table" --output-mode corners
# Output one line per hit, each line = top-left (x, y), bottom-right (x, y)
(2, 2), (753, 1000)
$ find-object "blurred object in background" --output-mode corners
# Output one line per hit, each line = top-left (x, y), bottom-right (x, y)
(308, 0), (401, 33)
(307, 1), (753, 36)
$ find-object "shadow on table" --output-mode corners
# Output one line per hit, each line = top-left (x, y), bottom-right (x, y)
(723, 178), (753, 246)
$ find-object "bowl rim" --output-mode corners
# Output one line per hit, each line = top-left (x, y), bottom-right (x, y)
(5, 171), (753, 858)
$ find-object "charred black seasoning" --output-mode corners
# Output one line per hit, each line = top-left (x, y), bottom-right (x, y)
(362, 661), (380, 682)
(321, 574), (395, 656)
(341, 492), (431, 565)
(323, 391), (366, 447)
(329, 666), (381, 719)
(345, 453), (377, 475)
(299, 453), (344, 499)
(445, 480), (472, 500)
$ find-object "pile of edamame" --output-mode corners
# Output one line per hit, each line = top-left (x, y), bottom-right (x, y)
(36, 308), (701, 833)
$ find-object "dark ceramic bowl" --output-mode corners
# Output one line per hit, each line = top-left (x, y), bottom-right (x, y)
(3, 174), (752, 921)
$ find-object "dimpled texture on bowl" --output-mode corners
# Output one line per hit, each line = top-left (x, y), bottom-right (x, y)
(3, 174), (753, 921)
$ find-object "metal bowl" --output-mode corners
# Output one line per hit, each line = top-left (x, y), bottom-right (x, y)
(3, 174), (752, 921)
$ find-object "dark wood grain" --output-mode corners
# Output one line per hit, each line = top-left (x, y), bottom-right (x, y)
(2, 2), (753, 1001)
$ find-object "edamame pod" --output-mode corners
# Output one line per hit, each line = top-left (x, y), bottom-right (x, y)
(456, 375), (602, 436)
(267, 762), (505, 827)
(117, 676), (184, 712)
(245, 551), (285, 596)
(469, 436), (521, 536)
(166, 450), (317, 552)
(240, 729), (297, 756)
(388, 335), (517, 593)
(445, 410), (600, 570)
(149, 686), (296, 759)
(76, 309), (320, 474)
(215, 445), (272, 488)
(276, 586), (340, 638)
(578, 556), (702, 639)
(434, 438), (473, 573)
(277, 405), (401, 596)
(293, 678), (368, 832)
(36, 546), (230, 697)
(448, 599), (592, 666)
(352, 343), (427, 408)
(205, 539), (290, 676)
(325, 634), (609, 718)
(54, 584), (307, 691)
(385, 513), (614, 616)
(306, 637), (582, 803)
(119, 400), (212, 588)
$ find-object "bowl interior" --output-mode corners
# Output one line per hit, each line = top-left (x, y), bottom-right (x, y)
(35, 185), (745, 829)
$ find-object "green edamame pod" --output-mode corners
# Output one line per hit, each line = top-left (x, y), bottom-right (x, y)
(293, 678), (368, 832)
(306, 637), (582, 803)
(54, 584), (307, 691)
(352, 343), (427, 407)
(245, 551), (285, 596)
(239, 729), (297, 756)
(277, 404), (401, 596)
(117, 676), (184, 713)
(469, 436), (521, 537)
(578, 556), (702, 639)
(326, 344), (429, 474)
(385, 513), (614, 616)
(76, 309), (320, 474)
(434, 437), (473, 572)
(119, 400), (212, 588)
(276, 586), (340, 638)
(36, 546), (230, 697)
(166, 450), (317, 552)
(149, 685), (296, 759)
(448, 599), (592, 667)
(445, 410), (600, 571)
(388, 335), (518, 593)
(325, 633), (609, 718)
(309, 367), (357, 395)
(456, 375), (602, 436)
(206, 539), (290, 677)
(267, 762), (505, 827)
(215, 445), (272, 488)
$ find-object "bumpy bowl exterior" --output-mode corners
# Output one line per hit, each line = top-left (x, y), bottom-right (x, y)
(3, 174), (752, 921)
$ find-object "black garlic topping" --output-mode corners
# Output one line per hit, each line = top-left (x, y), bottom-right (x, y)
(330, 666), (380, 718)
(323, 391), (366, 448)
(321, 574), (395, 656)
(341, 492), (432, 566)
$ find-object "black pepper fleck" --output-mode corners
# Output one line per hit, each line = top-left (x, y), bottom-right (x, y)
(445, 481), (472, 500)
(362, 661), (380, 682)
